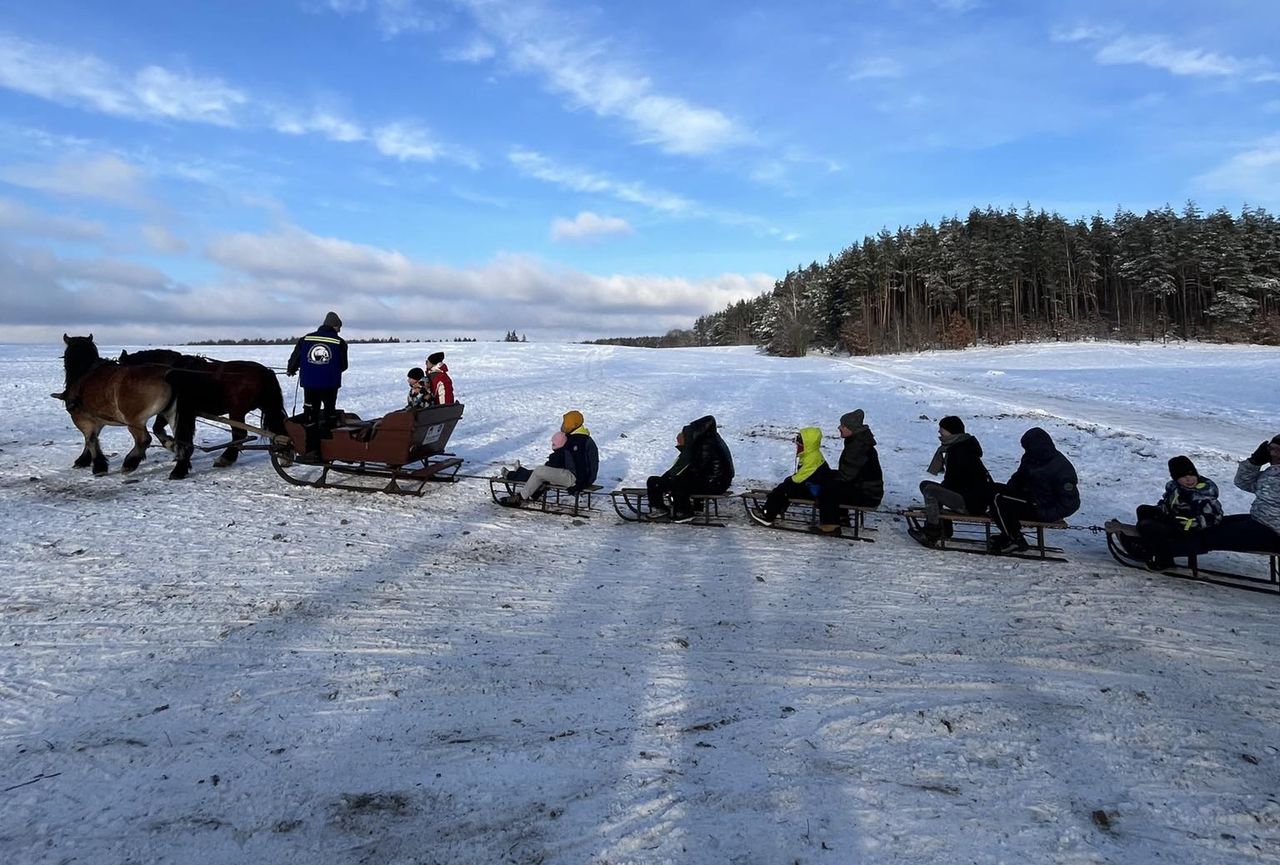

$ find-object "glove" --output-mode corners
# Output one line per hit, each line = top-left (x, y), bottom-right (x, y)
(286, 369), (297, 378)
(1176, 516), (1197, 532)
(1249, 441), (1271, 466)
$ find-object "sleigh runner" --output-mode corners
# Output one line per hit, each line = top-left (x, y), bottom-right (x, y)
(1104, 520), (1280, 595)
(609, 488), (735, 527)
(741, 488), (877, 541)
(903, 508), (1069, 561)
(488, 475), (602, 517)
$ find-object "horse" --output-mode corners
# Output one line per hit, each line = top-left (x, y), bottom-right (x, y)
(119, 349), (288, 467)
(57, 335), (194, 479)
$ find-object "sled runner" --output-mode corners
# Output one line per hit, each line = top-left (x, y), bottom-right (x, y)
(740, 489), (876, 541)
(192, 403), (465, 494)
(489, 476), (602, 517)
(609, 488), (735, 527)
(903, 508), (1068, 561)
(1104, 520), (1280, 595)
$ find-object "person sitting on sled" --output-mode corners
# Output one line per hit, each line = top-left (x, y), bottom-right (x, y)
(813, 409), (883, 537)
(1202, 435), (1280, 555)
(647, 415), (735, 523)
(423, 351), (455, 406)
(749, 427), (831, 526)
(987, 427), (1080, 553)
(910, 415), (992, 548)
(1128, 455), (1223, 570)
(405, 367), (430, 410)
(500, 410), (598, 506)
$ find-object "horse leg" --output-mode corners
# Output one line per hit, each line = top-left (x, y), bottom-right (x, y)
(168, 395), (196, 480)
(72, 417), (107, 474)
(73, 440), (93, 468)
(214, 413), (245, 467)
(88, 430), (108, 476)
(121, 425), (152, 473)
(153, 414), (174, 451)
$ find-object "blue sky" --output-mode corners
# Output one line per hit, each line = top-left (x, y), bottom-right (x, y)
(1, 0), (1277, 342)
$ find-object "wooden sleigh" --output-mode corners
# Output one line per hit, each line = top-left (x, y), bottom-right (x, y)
(903, 508), (1069, 561)
(1104, 520), (1280, 595)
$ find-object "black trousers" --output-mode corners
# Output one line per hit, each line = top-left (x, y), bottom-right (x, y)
(818, 480), (879, 526)
(1202, 513), (1280, 553)
(302, 386), (339, 453)
(647, 473), (722, 513)
(990, 485), (1039, 538)
(1135, 504), (1203, 561)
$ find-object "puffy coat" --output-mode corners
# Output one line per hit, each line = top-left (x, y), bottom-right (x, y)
(835, 425), (884, 506)
(941, 434), (993, 513)
(1157, 475), (1223, 530)
(563, 427), (599, 491)
(287, 325), (348, 390)
(427, 363), (454, 405)
(791, 427), (828, 485)
(1005, 427), (1080, 521)
(1235, 460), (1280, 534)
(665, 415), (734, 493)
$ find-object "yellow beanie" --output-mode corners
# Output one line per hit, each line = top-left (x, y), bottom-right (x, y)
(561, 410), (583, 433)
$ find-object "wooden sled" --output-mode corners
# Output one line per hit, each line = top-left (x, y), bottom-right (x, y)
(740, 489), (877, 542)
(488, 476), (602, 518)
(609, 488), (735, 527)
(903, 508), (1068, 562)
(1104, 520), (1279, 595)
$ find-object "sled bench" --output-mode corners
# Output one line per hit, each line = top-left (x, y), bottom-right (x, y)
(488, 476), (602, 517)
(741, 489), (877, 541)
(609, 488), (737, 526)
(1105, 521), (1280, 595)
(903, 508), (1068, 561)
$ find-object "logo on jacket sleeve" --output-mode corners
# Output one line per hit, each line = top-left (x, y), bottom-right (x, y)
(307, 343), (332, 365)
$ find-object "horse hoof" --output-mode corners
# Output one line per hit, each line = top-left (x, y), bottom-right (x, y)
(213, 456), (234, 468)
(93, 467), (109, 477)
(168, 467), (190, 480)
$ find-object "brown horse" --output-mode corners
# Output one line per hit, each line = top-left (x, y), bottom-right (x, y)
(119, 349), (287, 466)
(57, 334), (194, 479)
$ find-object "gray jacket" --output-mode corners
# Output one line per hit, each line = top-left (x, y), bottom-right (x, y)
(1234, 459), (1280, 534)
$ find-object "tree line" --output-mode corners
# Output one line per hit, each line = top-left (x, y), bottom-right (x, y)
(688, 203), (1280, 356)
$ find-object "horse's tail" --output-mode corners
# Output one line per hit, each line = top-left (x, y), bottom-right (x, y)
(257, 366), (289, 435)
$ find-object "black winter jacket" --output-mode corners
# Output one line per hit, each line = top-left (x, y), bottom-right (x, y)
(665, 415), (734, 493)
(942, 434), (993, 513)
(563, 430), (599, 491)
(836, 428), (884, 505)
(1004, 427), (1080, 521)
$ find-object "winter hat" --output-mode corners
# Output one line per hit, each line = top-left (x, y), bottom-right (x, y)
(322, 311), (342, 330)
(551, 431), (567, 450)
(427, 351), (445, 366)
(840, 409), (865, 430)
(1020, 427), (1053, 451)
(561, 410), (584, 433)
(939, 415), (965, 435)
(407, 367), (425, 381)
(1168, 455), (1197, 479)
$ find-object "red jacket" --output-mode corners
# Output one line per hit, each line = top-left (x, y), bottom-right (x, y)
(428, 364), (454, 405)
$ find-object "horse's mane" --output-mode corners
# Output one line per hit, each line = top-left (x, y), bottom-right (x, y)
(63, 335), (112, 388)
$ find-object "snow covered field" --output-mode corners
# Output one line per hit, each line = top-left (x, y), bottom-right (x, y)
(2, 339), (1278, 865)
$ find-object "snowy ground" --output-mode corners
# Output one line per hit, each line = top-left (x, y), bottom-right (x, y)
(2, 339), (1278, 865)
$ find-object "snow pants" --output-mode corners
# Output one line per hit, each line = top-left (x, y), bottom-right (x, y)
(523, 465), (576, 501)
(1202, 513), (1280, 554)
(919, 480), (977, 530)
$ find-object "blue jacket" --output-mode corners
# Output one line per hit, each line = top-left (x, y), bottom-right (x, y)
(288, 326), (348, 390)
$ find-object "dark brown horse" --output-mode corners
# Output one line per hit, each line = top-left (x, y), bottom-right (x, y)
(57, 335), (194, 479)
(119, 348), (287, 466)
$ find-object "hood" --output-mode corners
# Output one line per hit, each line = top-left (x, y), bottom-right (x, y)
(682, 414), (717, 445)
(791, 427), (826, 483)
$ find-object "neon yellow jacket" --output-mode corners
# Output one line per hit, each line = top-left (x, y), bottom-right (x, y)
(791, 427), (827, 483)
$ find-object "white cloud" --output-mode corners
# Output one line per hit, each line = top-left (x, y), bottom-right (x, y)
(142, 224), (188, 254)
(0, 197), (104, 241)
(0, 33), (246, 125)
(1196, 139), (1280, 202)
(509, 148), (692, 214)
(0, 224), (774, 339)
(1053, 25), (1270, 79)
(850, 57), (904, 81)
(457, 0), (743, 155)
(443, 35), (496, 63)
(550, 211), (633, 242)
(373, 122), (442, 161)
(1, 154), (155, 209)
(272, 109), (365, 142)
